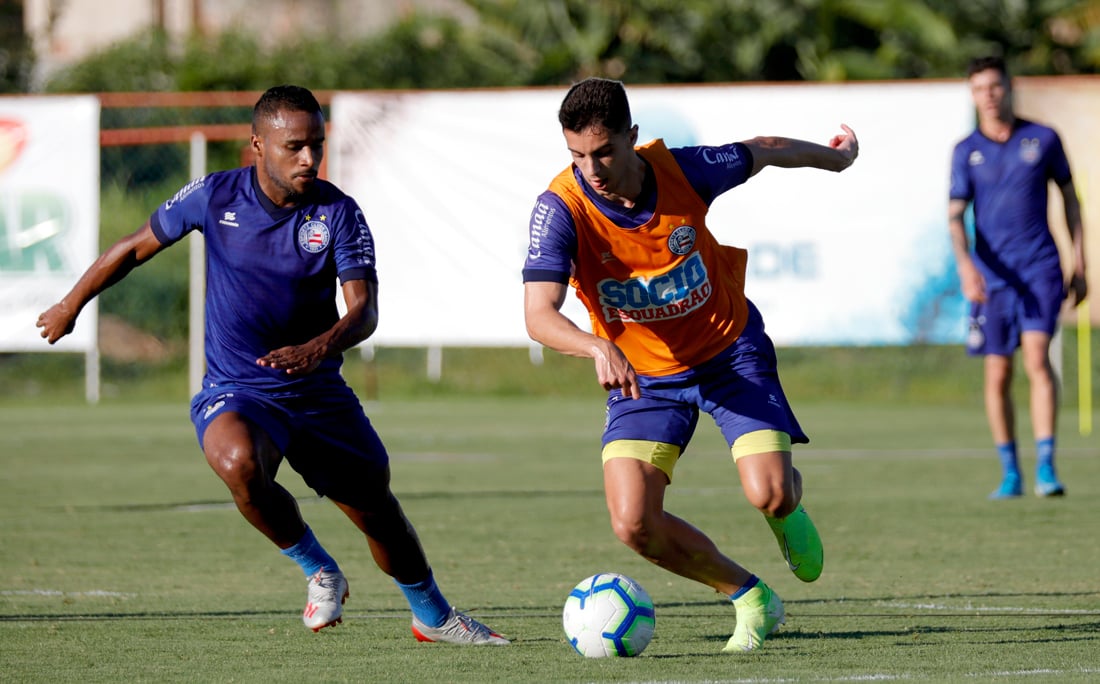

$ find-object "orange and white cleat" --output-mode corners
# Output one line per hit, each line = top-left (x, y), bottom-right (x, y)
(302, 568), (349, 632)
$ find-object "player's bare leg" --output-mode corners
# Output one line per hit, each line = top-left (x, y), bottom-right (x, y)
(603, 457), (753, 593)
(202, 412), (346, 630)
(202, 412), (306, 546)
(1021, 331), (1064, 496)
(984, 354), (1016, 445)
(331, 488), (431, 584)
(603, 457), (784, 652)
(738, 450), (822, 582)
(333, 485), (508, 645)
(984, 354), (1023, 497)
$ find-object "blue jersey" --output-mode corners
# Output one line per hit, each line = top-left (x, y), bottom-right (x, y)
(523, 141), (754, 282)
(949, 119), (1071, 288)
(151, 166), (377, 393)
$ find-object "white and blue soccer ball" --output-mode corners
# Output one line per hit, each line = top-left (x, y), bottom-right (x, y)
(562, 573), (655, 657)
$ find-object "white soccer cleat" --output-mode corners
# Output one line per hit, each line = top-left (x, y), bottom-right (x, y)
(411, 607), (510, 645)
(302, 568), (349, 632)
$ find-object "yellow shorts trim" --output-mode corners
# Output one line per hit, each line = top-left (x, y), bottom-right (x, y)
(602, 440), (681, 482)
(731, 429), (792, 461)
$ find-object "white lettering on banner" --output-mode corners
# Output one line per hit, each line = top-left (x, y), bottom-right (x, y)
(597, 252), (711, 323)
(748, 242), (818, 279)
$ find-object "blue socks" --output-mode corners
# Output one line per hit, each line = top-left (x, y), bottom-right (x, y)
(996, 441), (1019, 479)
(729, 575), (760, 601)
(281, 526), (340, 577)
(396, 574), (451, 628)
(1036, 436), (1055, 471)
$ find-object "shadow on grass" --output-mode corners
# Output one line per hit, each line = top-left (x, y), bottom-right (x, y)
(55, 489), (609, 513)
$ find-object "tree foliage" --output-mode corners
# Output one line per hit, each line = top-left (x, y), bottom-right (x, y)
(37, 0), (1100, 96)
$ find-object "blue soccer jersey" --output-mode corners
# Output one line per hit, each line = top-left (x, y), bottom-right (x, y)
(151, 166), (377, 392)
(949, 119), (1071, 288)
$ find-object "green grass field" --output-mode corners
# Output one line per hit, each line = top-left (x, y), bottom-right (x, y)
(2, 387), (1098, 682)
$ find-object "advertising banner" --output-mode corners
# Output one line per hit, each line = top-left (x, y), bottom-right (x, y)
(333, 82), (974, 347)
(0, 96), (100, 353)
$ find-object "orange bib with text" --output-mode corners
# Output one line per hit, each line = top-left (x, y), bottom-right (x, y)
(550, 140), (749, 376)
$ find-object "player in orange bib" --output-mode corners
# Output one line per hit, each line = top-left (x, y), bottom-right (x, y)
(523, 78), (859, 652)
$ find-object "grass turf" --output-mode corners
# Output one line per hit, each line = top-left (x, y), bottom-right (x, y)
(1, 397), (1098, 682)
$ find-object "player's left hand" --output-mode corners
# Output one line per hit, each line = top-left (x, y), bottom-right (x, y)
(1067, 272), (1088, 307)
(257, 342), (325, 375)
(829, 124), (859, 169)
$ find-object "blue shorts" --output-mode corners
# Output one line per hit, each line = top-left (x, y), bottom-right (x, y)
(603, 301), (807, 453)
(190, 382), (389, 507)
(967, 275), (1065, 356)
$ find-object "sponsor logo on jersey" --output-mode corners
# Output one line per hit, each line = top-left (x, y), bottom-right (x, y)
(298, 218), (330, 253)
(968, 150), (985, 166)
(597, 252), (711, 323)
(667, 225), (696, 255)
(354, 209), (375, 267)
(218, 211), (239, 227)
(164, 175), (207, 210)
(529, 201), (555, 260)
(701, 146), (744, 168)
(1019, 137), (1041, 164)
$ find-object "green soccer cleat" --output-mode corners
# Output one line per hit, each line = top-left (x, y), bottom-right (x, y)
(766, 504), (824, 582)
(723, 582), (785, 653)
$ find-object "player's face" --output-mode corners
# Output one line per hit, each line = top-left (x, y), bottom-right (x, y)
(252, 107), (325, 206)
(563, 123), (640, 202)
(968, 68), (1012, 122)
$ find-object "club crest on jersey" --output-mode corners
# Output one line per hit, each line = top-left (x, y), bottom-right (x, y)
(1019, 137), (1041, 165)
(298, 219), (330, 253)
(668, 225), (697, 255)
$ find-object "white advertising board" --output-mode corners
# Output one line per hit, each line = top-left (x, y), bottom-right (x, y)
(332, 82), (973, 347)
(0, 96), (100, 353)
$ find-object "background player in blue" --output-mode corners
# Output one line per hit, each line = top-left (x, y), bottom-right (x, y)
(948, 56), (1088, 500)
(524, 77), (859, 653)
(37, 85), (507, 645)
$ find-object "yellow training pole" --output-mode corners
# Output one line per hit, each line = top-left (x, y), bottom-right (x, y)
(1079, 299), (1092, 436)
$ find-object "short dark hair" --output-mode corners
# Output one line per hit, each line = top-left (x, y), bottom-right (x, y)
(252, 85), (322, 133)
(967, 55), (1008, 79)
(558, 77), (632, 134)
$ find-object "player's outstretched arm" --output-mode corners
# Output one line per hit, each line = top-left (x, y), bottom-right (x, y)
(524, 281), (640, 399)
(37, 222), (166, 344)
(744, 124), (859, 176)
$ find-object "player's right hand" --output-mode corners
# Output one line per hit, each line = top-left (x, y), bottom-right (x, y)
(958, 262), (987, 303)
(593, 341), (641, 400)
(36, 302), (77, 344)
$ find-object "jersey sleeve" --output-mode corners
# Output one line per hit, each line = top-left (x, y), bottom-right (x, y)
(948, 141), (973, 202)
(149, 175), (211, 246)
(332, 197), (378, 284)
(522, 190), (576, 284)
(669, 142), (754, 205)
(1046, 130), (1072, 187)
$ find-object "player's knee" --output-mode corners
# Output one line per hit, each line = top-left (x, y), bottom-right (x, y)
(610, 514), (658, 557)
(205, 443), (264, 493)
(745, 483), (797, 518)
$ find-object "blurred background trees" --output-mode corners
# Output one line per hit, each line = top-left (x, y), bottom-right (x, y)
(21, 0), (1100, 96)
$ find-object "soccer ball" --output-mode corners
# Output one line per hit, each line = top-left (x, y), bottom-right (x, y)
(562, 573), (655, 657)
